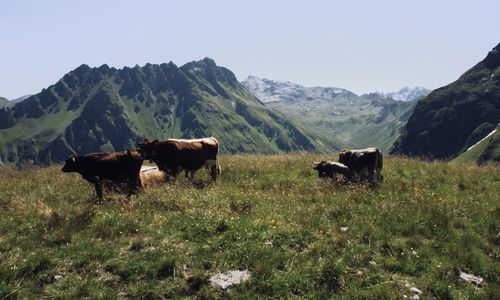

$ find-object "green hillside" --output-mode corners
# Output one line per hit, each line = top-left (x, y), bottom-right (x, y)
(453, 126), (500, 164)
(391, 43), (500, 160)
(242, 77), (420, 153)
(266, 94), (417, 153)
(0, 155), (499, 298)
(0, 97), (10, 108)
(0, 59), (342, 165)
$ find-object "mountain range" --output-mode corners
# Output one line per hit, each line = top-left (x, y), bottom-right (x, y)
(242, 77), (423, 152)
(391, 42), (500, 162)
(0, 58), (341, 165)
(1, 42), (498, 166)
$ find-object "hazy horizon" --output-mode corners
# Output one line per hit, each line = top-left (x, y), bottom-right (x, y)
(1, 0), (499, 99)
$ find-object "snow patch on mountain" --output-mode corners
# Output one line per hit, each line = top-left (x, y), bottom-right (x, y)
(242, 76), (353, 103)
(374, 87), (430, 102)
(467, 126), (498, 151)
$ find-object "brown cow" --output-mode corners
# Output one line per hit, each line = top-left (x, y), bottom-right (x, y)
(61, 150), (144, 200)
(338, 147), (383, 183)
(138, 137), (220, 181)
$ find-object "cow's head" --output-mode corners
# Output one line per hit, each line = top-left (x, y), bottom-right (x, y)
(137, 138), (160, 159)
(61, 155), (78, 173)
(127, 149), (145, 160)
(338, 149), (352, 165)
(313, 161), (329, 177)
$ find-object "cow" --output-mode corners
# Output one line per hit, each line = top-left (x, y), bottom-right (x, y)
(140, 166), (167, 188)
(338, 147), (383, 183)
(61, 150), (144, 200)
(313, 161), (354, 182)
(137, 137), (220, 182)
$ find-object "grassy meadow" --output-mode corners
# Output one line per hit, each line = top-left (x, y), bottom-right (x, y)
(0, 154), (499, 299)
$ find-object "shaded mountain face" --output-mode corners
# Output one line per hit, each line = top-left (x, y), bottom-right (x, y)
(11, 95), (32, 104)
(242, 76), (418, 152)
(391, 43), (500, 160)
(0, 59), (340, 165)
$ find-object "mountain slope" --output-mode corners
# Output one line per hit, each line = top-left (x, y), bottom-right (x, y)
(0, 59), (340, 165)
(0, 97), (10, 108)
(242, 76), (418, 152)
(391, 43), (500, 159)
(453, 124), (500, 164)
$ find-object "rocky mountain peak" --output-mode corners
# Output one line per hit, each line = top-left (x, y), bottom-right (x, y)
(372, 87), (431, 102)
(483, 42), (500, 69)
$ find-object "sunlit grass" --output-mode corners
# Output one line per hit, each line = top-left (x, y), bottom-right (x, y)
(0, 154), (499, 298)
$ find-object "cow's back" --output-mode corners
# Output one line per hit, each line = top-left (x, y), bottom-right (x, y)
(162, 138), (218, 171)
(80, 151), (143, 181)
(343, 148), (381, 171)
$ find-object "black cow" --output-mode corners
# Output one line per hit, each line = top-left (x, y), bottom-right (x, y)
(338, 147), (383, 183)
(313, 161), (354, 181)
(61, 150), (144, 200)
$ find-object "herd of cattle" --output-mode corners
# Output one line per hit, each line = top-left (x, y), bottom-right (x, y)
(61, 137), (383, 200)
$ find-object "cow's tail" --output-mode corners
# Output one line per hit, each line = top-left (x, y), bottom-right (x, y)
(209, 137), (219, 153)
(378, 149), (383, 171)
(376, 149), (383, 183)
(208, 137), (220, 180)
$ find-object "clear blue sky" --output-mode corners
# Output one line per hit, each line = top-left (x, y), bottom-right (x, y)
(1, 0), (499, 99)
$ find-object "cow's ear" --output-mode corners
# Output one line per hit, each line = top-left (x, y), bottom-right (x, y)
(152, 139), (159, 144)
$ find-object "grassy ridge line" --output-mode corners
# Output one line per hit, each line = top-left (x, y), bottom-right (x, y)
(0, 154), (499, 299)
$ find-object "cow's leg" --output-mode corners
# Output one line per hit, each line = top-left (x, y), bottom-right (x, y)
(367, 166), (375, 183)
(207, 159), (218, 181)
(168, 167), (180, 183)
(183, 169), (195, 181)
(94, 177), (103, 201)
(127, 176), (142, 198)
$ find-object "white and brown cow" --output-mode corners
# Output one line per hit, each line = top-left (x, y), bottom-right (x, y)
(338, 147), (383, 183)
(138, 137), (220, 182)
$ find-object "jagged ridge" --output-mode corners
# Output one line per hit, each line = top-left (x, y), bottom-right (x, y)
(0, 59), (339, 165)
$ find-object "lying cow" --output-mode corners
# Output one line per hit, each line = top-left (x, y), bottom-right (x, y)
(61, 150), (144, 200)
(140, 166), (167, 188)
(338, 147), (383, 183)
(313, 161), (354, 181)
(138, 137), (220, 182)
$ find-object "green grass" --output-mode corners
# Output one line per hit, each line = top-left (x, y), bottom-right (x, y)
(0, 154), (499, 299)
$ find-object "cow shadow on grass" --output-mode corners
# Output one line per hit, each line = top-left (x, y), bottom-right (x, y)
(175, 178), (211, 190)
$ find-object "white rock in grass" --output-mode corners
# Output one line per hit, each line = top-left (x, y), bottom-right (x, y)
(459, 270), (484, 286)
(210, 270), (251, 290)
(340, 227), (348, 232)
(410, 287), (422, 295)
